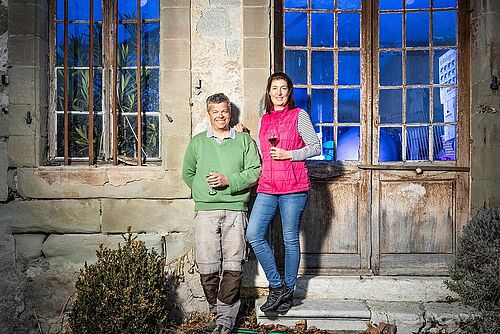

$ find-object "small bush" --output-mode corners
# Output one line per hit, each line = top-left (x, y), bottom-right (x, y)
(69, 230), (181, 334)
(446, 207), (500, 333)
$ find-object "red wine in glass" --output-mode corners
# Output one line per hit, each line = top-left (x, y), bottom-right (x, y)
(268, 136), (278, 147)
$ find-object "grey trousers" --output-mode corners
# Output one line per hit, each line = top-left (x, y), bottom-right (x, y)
(193, 210), (247, 330)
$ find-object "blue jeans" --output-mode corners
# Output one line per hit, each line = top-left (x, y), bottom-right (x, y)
(246, 192), (308, 289)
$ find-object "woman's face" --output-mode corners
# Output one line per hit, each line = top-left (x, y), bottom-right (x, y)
(269, 79), (290, 110)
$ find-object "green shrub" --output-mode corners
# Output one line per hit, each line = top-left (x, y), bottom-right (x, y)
(69, 230), (182, 334)
(446, 207), (500, 333)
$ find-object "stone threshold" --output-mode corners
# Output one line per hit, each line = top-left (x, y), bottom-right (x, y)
(255, 298), (475, 334)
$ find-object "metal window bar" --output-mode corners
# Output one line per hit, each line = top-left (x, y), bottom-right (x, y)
(88, 0), (95, 164)
(113, 0), (118, 164)
(135, 0), (142, 166)
(63, 0), (69, 165)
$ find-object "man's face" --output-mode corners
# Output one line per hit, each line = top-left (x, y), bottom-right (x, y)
(208, 102), (231, 132)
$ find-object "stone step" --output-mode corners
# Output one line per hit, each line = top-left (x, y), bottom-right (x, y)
(255, 299), (370, 332)
(255, 298), (474, 334)
(243, 272), (454, 302)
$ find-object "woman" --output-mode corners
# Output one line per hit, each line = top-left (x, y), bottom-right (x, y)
(246, 72), (321, 314)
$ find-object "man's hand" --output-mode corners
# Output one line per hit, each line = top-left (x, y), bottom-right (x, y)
(207, 172), (229, 188)
(270, 147), (292, 160)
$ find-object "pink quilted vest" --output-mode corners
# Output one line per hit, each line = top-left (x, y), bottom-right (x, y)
(257, 106), (310, 194)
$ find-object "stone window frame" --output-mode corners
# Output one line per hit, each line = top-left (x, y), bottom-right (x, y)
(8, 0), (192, 199)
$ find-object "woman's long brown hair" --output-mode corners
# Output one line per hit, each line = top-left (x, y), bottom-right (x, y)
(264, 72), (296, 114)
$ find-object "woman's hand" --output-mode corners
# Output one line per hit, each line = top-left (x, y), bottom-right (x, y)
(270, 147), (292, 160)
(234, 123), (249, 133)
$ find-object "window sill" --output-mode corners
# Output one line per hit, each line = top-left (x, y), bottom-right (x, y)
(16, 166), (190, 199)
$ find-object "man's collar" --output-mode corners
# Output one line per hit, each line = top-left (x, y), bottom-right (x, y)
(206, 127), (236, 140)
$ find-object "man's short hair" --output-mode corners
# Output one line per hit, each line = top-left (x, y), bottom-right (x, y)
(206, 93), (231, 113)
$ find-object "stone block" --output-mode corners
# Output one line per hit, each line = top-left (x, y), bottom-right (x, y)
(0, 112), (7, 137)
(164, 232), (194, 263)
(101, 198), (194, 234)
(162, 134), (190, 170)
(8, 66), (36, 105)
(14, 234), (46, 260)
(470, 113), (500, 148)
(243, 0), (269, 6)
(16, 167), (191, 199)
(42, 233), (163, 265)
(9, 3), (48, 39)
(7, 105), (37, 136)
(243, 7), (270, 37)
(0, 141), (7, 201)
(160, 69), (191, 102)
(160, 0), (190, 8)
(0, 233), (15, 269)
(196, 7), (231, 38)
(243, 37), (270, 69)
(422, 302), (476, 333)
(7, 135), (37, 168)
(0, 199), (101, 233)
(160, 39), (191, 70)
(160, 7), (190, 39)
(471, 147), (500, 182)
(367, 301), (424, 334)
(8, 35), (36, 67)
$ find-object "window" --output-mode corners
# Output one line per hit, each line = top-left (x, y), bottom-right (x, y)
(279, 0), (459, 163)
(50, 0), (160, 165)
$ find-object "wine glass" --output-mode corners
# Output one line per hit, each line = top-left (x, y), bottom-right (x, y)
(268, 134), (279, 147)
(207, 168), (217, 195)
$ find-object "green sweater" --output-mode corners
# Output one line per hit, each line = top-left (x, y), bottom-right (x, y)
(182, 131), (261, 211)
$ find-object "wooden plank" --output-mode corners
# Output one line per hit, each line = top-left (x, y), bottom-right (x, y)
(379, 254), (452, 276)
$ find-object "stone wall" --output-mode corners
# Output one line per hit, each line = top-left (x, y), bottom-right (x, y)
(470, 0), (500, 213)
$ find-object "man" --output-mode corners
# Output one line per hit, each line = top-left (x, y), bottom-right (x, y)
(182, 93), (261, 334)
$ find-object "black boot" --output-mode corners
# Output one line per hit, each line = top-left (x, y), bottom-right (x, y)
(276, 287), (294, 314)
(260, 285), (287, 312)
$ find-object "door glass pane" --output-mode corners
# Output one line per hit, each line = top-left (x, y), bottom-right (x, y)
(338, 0), (360, 10)
(434, 0), (457, 8)
(379, 89), (402, 124)
(312, 13), (334, 47)
(285, 50), (307, 85)
(57, 69), (102, 112)
(380, 0), (402, 10)
(315, 126), (334, 161)
(406, 88), (429, 123)
(406, 126), (429, 160)
(338, 51), (360, 85)
(285, 12), (308, 46)
(406, 50), (429, 85)
(405, 0), (429, 9)
(434, 125), (456, 160)
(406, 12), (429, 47)
(312, 51), (334, 85)
(380, 51), (402, 86)
(379, 13), (402, 48)
(379, 127), (402, 162)
(338, 126), (360, 161)
(434, 87), (457, 123)
(142, 69), (159, 112)
(118, 24), (138, 66)
(312, 0), (333, 10)
(338, 89), (360, 123)
(285, 0), (307, 9)
(338, 13), (360, 47)
(433, 11), (457, 46)
(142, 23), (160, 66)
(294, 88), (308, 112)
(311, 89), (334, 123)
(434, 49), (457, 84)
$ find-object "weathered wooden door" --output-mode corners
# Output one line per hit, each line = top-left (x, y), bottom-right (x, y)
(274, 0), (470, 276)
